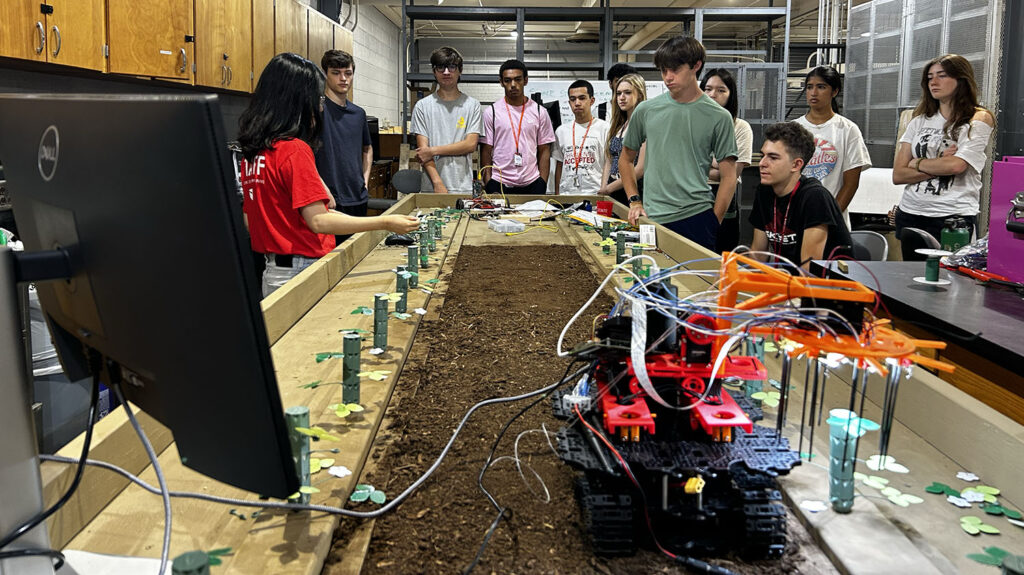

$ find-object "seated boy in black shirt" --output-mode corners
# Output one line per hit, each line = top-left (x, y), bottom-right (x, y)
(749, 122), (851, 272)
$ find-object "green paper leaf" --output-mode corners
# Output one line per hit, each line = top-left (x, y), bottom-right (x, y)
(425, 278), (439, 284)
(208, 557), (223, 566)
(977, 485), (1001, 495)
(299, 380), (322, 389)
(945, 487), (963, 497)
(335, 406), (351, 418)
(287, 492), (300, 500)
(294, 427), (316, 437)
(339, 328), (368, 334)
(350, 306), (373, 315)
(346, 403), (364, 412)
(962, 523), (981, 535)
(320, 458), (335, 468)
(863, 478), (887, 490)
(984, 494), (998, 504)
(369, 490), (386, 504)
(901, 494), (924, 504)
(358, 370), (391, 381)
(854, 472), (868, 481)
(315, 352), (344, 363)
(967, 553), (1003, 566)
(984, 547), (1011, 560)
(961, 516), (984, 525)
(1003, 509), (1022, 520)
(888, 495), (910, 507)
(299, 486), (320, 495)
(349, 490), (370, 502)
(869, 476), (890, 486)
(982, 504), (1005, 516)
(763, 397), (779, 407)
(978, 524), (1001, 534)
(207, 548), (232, 557)
(881, 487), (901, 497)
(750, 392), (768, 400)
(355, 483), (373, 492)
(925, 482), (948, 494)
(309, 458), (320, 469)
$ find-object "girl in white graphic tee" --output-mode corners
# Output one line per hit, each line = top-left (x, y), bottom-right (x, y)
(891, 54), (994, 243)
(793, 66), (871, 229)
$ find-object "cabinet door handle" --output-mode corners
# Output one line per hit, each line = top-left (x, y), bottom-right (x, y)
(179, 48), (187, 74)
(35, 21), (46, 54)
(221, 64), (227, 85)
(227, 66), (233, 86)
(50, 25), (62, 57)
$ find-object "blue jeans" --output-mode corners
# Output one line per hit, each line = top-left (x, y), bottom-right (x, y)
(662, 209), (720, 252)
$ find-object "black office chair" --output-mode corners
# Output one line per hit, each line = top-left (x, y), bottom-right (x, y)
(391, 169), (422, 195)
(900, 227), (941, 261)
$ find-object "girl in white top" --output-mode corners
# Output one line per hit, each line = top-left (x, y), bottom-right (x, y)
(794, 66), (871, 228)
(700, 68), (752, 253)
(891, 54), (995, 243)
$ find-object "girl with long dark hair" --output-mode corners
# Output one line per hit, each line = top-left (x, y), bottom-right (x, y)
(891, 54), (994, 242)
(793, 66), (871, 228)
(700, 68), (752, 252)
(598, 73), (647, 206)
(238, 53), (417, 296)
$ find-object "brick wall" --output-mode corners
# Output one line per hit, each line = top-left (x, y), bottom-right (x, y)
(352, 7), (401, 127)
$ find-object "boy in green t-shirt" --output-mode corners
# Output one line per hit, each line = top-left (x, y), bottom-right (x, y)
(619, 36), (738, 251)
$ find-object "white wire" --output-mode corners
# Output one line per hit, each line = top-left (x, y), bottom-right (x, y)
(111, 386), (171, 575)
(484, 425), (560, 503)
(556, 254), (659, 357)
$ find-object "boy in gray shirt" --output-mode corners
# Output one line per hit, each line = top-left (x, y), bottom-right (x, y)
(411, 47), (483, 193)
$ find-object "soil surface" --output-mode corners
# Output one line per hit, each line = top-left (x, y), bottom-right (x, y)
(323, 245), (838, 575)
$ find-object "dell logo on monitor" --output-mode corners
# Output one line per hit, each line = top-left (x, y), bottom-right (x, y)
(38, 125), (59, 182)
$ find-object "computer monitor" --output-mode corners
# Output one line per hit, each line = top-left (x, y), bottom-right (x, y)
(0, 94), (300, 499)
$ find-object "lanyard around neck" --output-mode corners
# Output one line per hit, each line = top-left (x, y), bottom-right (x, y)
(572, 119), (593, 173)
(503, 99), (527, 154)
(772, 181), (801, 256)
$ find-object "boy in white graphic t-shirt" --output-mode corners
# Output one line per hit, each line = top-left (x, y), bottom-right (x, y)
(553, 80), (610, 195)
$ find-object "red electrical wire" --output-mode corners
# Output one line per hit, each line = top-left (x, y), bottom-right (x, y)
(573, 405), (681, 561)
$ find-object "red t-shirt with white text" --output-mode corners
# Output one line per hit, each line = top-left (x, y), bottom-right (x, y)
(241, 138), (335, 258)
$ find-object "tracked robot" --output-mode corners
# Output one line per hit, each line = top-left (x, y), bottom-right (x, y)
(554, 252), (952, 560)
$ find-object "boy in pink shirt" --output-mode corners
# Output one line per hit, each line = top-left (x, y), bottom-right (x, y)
(480, 59), (556, 195)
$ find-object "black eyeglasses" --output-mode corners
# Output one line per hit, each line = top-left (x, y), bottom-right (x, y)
(433, 65), (457, 73)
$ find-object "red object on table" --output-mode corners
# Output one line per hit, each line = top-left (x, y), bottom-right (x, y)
(596, 200), (613, 217)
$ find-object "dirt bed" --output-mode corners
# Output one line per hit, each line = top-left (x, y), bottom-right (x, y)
(323, 244), (838, 575)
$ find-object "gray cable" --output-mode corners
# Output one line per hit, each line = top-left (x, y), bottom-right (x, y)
(111, 385), (171, 575)
(45, 364), (590, 521)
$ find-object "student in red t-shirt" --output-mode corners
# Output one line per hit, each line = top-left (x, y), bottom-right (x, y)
(238, 53), (417, 296)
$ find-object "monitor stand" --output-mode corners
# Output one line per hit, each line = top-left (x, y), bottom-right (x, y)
(1, 246), (58, 575)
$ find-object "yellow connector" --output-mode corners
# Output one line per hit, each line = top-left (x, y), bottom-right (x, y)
(684, 476), (706, 495)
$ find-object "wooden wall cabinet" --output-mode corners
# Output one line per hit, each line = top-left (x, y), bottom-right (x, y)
(195, 0), (252, 92)
(274, 0), (307, 58)
(252, 0), (275, 86)
(307, 8), (334, 64)
(107, 0), (194, 81)
(0, 0), (105, 71)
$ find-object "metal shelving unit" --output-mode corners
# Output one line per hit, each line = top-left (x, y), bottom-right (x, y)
(399, 1), (792, 141)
